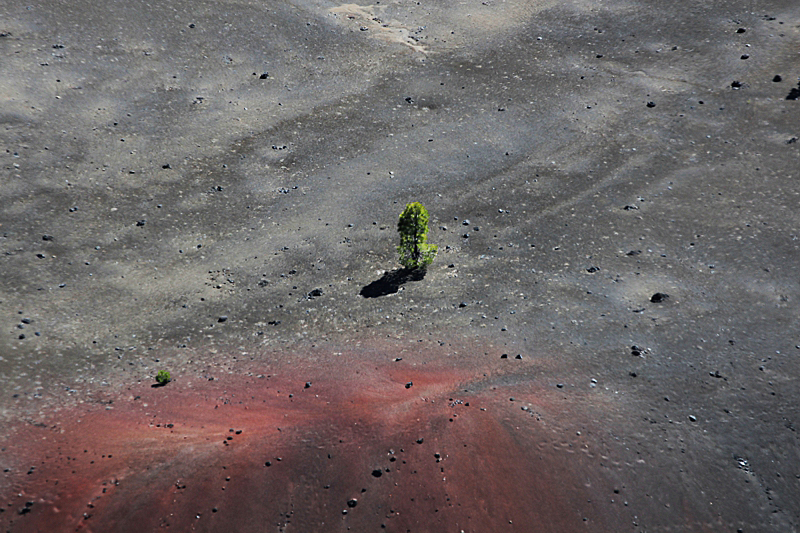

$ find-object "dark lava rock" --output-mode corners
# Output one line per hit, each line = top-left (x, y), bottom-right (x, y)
(259, 73), (268, 79)
(650, 292), (669, 303)
(218, 316), (228, 323)
(347, 499), (358, 508)
(136, 220), (146, 226)
(773, 75), (783, 82)
(787, 84), (800, 101)
(736, 27), (746, 33)
(304, 382), (311, 389)
(646, 101), (655, 108)
(405, 381), (413, 389)
(307, 288), (323, 299)
(500, 354), (508, 359)
(740, 54), (749, 59)
(371, 469), (383, 478)
(586, 266), (600, 273)
(42, 234), (53, 241)
(731, 80), (743, 89)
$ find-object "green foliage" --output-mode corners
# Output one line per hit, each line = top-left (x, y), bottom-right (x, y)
(155, 370), (171, 385)
(397, 202), (438, 269)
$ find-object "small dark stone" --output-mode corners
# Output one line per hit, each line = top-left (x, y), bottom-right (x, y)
(740, 54), (749, 59)
(347, 499), (358, 508)
(307, 288), (323, 299)
(626, 250), (641, 256)
(556, 383), (564, 388)
(787, 85), (800, 101)
(586, 266), (600, 273)
(371, 469), (383, 478)
(515, 354), (522, 360)
(218, 316), (228, 323)
(650, 292), (669, 303)
(188, 23), (196, 28)
(405, 382), (413, 389)
(259, 73), (268, 79)
(162, 163), (171, 169)
(304, 382), (311, 389)
(731, 80), (742, 89)
(773, 75), (783, 82)
(458, 301), (468, 308)
(646, 101), (655, 108)
(416, 437), (424, 444)
(629, 371), (637, 377)
(500, 354), (508, 359)
(21, 318), (31, 324)
(136, 220), (146, 226)
(265, 461), (272, 467)
(42, 235), (53, 241)
(736, 27), (746, 33)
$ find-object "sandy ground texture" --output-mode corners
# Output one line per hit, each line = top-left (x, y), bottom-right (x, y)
(1, 0), (799, 531)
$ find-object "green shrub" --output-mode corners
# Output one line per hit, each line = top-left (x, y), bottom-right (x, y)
(155, 370), (171, 385)
(397, 202), (438, 269)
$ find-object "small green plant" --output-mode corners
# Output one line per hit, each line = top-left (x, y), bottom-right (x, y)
(397, 202), (438, 269)
(155, 370), (171, 385)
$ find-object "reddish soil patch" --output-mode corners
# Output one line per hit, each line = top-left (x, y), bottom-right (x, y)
(1, 346), (634, 533)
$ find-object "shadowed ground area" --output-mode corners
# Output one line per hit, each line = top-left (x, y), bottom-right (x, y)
(360, 268), (426, 298)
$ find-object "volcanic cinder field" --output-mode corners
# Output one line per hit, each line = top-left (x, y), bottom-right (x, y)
(1, 0), (799, 531)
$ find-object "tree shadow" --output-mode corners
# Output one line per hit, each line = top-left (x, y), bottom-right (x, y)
(360, 268), (426, 298)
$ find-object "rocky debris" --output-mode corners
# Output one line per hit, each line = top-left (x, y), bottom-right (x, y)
(650, 292), (669, 303)
(307, 288), (323, 299)
(631, 345), (647, 357)
(787, 82), (800, 101)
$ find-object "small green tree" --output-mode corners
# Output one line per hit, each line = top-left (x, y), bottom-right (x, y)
(155, 370), (171, 385)
(397, 202), (438, 269)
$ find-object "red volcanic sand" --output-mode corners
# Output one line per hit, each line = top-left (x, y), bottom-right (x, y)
(1, 351), (628, 533)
